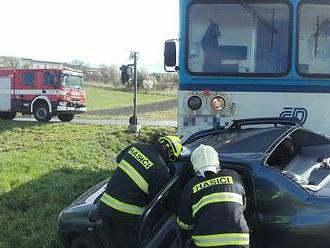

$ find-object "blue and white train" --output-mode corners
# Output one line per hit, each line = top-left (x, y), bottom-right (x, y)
(164, 0), (330, 139)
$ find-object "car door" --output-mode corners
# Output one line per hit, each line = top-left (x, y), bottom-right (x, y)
(135, 164), (191, 248)
(253, 165), (311, 248)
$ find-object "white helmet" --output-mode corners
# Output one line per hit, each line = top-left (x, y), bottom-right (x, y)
(191, 144), (220, 175)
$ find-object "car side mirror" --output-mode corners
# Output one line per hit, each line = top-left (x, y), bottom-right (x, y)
(164, 40), (178, 72)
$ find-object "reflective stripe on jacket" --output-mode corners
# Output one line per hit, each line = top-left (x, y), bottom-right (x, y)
(192, 192), (243, 217)
(177, 169), (249, 247)
(98, 143), (170, 221)
(118, 159), (149, 194)
(100, 192), (145, 215)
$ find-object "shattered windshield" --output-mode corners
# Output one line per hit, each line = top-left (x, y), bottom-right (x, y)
(187, 0), (290, 75)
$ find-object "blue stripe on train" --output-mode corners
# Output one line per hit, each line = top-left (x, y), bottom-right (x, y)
(179, 84), (330, 93)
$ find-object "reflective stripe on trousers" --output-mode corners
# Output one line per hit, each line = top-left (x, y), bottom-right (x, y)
(192, 233), (249, 247)
(100, 192), (145, 215)
(118, 159), (149, 194)
(177, 216), (194, 230)
(192, 192), (243, 217)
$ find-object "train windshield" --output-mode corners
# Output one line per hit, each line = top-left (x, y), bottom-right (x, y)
(187, 0), (290, 75)
(298, 1), (330, 76)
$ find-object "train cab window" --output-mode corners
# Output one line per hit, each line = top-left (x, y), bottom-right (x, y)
(44, 72), (55, 85)
(298, 1), (330, 76)
(22, 72), (35, 86)
(187, 0), (290, 75)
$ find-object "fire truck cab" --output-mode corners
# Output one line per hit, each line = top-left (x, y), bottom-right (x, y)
(0, 68), (86, 122)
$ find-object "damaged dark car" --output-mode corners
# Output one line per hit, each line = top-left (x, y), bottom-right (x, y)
(58, 118), (330, 248)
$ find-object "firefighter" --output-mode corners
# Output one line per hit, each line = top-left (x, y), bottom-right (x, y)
(177, 144), (249, 248)
(98, 135), (183, 248)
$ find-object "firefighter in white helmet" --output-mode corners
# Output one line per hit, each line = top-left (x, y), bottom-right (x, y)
(177, 144), (249, 248)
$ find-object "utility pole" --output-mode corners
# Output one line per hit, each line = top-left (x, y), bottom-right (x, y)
(120, 52), (141, 133)
(128, 52), (140, 133)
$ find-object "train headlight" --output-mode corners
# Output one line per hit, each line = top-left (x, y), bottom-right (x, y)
(211, 96), (226, 112)
(187, 95), (203, 111)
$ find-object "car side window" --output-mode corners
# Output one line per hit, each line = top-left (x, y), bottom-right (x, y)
(266, 137), (296, 171)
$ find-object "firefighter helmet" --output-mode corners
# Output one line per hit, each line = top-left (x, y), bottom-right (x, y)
(158, 135), (183, 161)
(191, 144), (220, 174)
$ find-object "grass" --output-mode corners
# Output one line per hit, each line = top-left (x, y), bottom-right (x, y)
(139, 108), (177, 120)
(84, 82), (177, 97)
(85, 87), (176, 112)
(0, 120), (174, 247)
(83, 108), (177, 121)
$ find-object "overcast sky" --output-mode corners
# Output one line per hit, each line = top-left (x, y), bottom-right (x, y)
(0, 0), (179, 72)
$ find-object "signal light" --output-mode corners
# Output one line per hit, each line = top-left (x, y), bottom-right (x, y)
(187, 95), (202, 111)
(211, 96), (226, 112)
(119, 65), (131, 84)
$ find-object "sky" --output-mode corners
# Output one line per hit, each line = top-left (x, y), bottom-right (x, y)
(0, 0), (179, 72)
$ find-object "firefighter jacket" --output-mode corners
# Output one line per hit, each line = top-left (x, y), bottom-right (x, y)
(98, 143), (170, 221)
(177, 169), (249, 247)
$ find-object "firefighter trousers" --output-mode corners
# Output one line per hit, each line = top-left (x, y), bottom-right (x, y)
(103, 217), (138, 248)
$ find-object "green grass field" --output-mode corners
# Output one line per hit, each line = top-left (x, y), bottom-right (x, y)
(85, 87), (176, 111)
(0, 121), (173, 247)
(82, 87), (177, 120)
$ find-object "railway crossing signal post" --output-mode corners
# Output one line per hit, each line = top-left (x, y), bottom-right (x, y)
(120, 51), (141, 133)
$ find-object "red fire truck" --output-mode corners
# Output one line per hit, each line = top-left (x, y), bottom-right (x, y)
(0, 68), (86, 122)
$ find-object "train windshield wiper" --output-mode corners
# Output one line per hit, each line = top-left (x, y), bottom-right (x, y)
(311, 16), (330, 58)
(239, 0), (278, 34)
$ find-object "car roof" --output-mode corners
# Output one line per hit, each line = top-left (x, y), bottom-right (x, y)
(184, 126), (293, 163)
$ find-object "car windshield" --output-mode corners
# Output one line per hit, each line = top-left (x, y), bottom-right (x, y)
(61, 75), (83, 89)
(298, 1), (330, 76)
(187, 0), (290, 75)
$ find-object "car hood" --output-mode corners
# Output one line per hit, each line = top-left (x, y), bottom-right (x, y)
(58, 180), (108, 231)
(68, 179), (108, 210)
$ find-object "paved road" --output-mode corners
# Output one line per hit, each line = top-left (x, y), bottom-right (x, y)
(16, 117), (177, 127)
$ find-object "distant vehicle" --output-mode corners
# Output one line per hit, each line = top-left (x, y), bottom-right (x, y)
(164, 0), (330, 140)
(0, 68), (86, 122)
(58, 118), (330, 248)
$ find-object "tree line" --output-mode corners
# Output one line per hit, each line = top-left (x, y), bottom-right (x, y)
(71, 60), (178, 91)
(0, 57), (178, 91)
